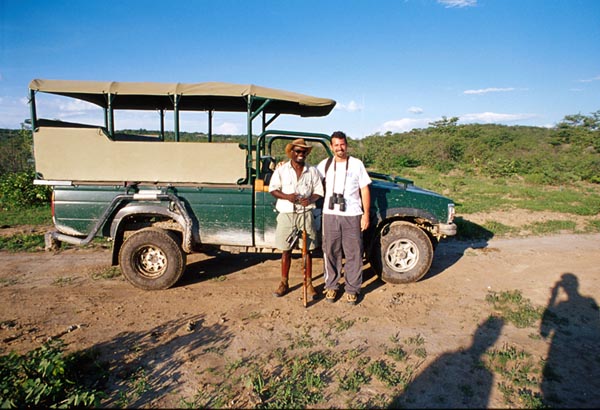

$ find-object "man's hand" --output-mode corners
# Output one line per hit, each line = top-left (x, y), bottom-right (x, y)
(360, 213), (369, 231)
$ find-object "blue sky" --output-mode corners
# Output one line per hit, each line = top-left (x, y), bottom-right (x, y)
(1, 0), (599, 139)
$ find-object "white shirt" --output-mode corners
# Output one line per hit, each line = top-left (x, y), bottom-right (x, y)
(317, 156), (371, 216)
(268, 161), (324, 213)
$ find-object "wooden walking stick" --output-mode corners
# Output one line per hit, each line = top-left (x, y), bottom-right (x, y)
(302, 206), (308, 308)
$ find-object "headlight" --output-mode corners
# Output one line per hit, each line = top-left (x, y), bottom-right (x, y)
(447, 203), (455, 223)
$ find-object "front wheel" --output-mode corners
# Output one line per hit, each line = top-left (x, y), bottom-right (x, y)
(119, 228), (186, 290)
(376, 222), (434, 284)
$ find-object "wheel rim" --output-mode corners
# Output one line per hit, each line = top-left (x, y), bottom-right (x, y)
(385, 238), (419, 272)
(134, 245), (167, 278)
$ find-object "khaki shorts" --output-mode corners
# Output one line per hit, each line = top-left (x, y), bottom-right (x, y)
(275, 211), (319, 251)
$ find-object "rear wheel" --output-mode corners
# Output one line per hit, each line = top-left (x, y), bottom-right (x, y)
(119, 228), (186, 290)
(377, 222), (434, 284)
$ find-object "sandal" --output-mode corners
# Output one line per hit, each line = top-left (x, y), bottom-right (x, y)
(345, 293), (358, 305)
(325, 289), (337, 303)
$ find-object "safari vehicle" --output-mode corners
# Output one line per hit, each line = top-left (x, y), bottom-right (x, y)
(29, 79), (456, 290)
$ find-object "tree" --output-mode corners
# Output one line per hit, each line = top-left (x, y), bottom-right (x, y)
(429, 116), (459, 129)
(557, 110), (600, 131)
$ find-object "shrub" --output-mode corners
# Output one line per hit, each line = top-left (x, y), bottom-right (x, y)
(0, 339), (105, 408)
(0, 170), (51, 209)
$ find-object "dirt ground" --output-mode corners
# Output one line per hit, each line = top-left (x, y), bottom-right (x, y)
(1, 223), (599, 408)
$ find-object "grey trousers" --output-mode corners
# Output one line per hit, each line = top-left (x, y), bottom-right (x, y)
(322, 214), (363, 295)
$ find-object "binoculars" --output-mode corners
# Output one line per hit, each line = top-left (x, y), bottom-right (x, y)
(286, 226), (301, 248)
(328, 193), (346, 212)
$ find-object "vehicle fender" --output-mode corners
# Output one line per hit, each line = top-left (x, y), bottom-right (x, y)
(365, 207), (439, 258)
(109, 203), (191, 265)
(374, 207), (440, 225)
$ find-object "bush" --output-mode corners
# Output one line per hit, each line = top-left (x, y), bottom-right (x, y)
(0, 170), (51, 209)
(0, 339), (105, 408)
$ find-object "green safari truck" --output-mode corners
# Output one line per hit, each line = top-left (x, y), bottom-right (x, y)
(29, 79), (456, 290)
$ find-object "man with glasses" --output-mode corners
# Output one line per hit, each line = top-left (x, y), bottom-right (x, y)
(269, 138), (324, 298)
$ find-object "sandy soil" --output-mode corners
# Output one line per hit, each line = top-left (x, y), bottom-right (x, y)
(1, 229), (599, 408)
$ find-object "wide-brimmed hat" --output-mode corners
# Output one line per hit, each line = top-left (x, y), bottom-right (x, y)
(285, 138), (313, 158)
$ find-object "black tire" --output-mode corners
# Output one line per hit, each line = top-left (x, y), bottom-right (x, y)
(119, 228), (186, 290)
(378, 222), (434, 284)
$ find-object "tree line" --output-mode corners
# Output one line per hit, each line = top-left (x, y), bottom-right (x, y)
(1, 110), (598, 208)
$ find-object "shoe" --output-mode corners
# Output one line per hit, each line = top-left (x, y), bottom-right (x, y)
(345, 293), (358, 305)
(306, 283), (317, 300)
(273, 281), (289, 297)
(325, 289), (337, 303)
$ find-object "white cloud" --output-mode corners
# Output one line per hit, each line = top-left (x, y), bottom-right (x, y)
(463, 87), (516, 95)
(460, 112), (537, 123)
(408, 106), (424, 114)
(379, 118), (432, 133)
(378, 111), (538, 134)
(335, 100), (363, 112)
(438, 0), (477, 8)
(215, 121), (241, 134)
(578, 75), (600, 83)
(58, 99), (99, 115)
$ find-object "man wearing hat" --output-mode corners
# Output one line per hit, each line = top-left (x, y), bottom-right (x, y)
(268, 138), (324, 298)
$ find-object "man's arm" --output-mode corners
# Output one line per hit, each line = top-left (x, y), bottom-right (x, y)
(360, 184), (371, 231)
(271, 189), (298, 203)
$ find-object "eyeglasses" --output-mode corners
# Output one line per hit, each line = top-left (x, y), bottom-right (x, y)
(293, 149), (308, 155)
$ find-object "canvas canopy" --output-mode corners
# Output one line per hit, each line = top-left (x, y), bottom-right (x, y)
(29, 79), (336, 117)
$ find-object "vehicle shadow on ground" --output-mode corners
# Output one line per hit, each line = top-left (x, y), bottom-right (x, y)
(178, 251), (280, 287)
(89, 314), (233, 408)
(422, 217), (493, 281)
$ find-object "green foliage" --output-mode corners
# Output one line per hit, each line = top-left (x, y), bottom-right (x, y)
(0, 205), (51, 226)
(0, 127), (33, 175)
(366, 359), (411, 388)
(0, 339), (105, 408)
(0, 170), (51, 209)
(353, 111), (600, 184)
(557, 110), (600, 131)
(484, 343), (545, 408)
(338, 369), (370, 392)
(249, 353), (327, 409)
(485, 290), (544, 328)
(0, 233), (45, 252)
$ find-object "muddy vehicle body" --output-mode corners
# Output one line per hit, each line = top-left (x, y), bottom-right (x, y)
(29, 79), (456, 290)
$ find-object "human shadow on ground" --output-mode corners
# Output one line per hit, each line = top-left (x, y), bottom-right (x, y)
(388, 316), (504, 409)
(539, 272), (600, 407)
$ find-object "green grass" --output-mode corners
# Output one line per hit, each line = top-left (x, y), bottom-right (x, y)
(403, 169), (600, 216)
(0, 233), (45, 252)
(331, 317), (356, 333)
(0, 339), (105, 408)
(5, 328), (550, 409)
(485, 290), (544, 328)
(90, 266), (122, 281)
(525, 220), (577, 235)
(400, 168), (600, 238)
(0, 205), (51, 226)
(484, 343), (545, 408)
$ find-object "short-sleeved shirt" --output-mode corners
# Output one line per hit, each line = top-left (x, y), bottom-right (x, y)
(317, 156), (371, 216)
(268, 161), (324, 213)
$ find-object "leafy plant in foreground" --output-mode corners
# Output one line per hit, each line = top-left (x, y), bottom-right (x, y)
(0, 339), (105, 408)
